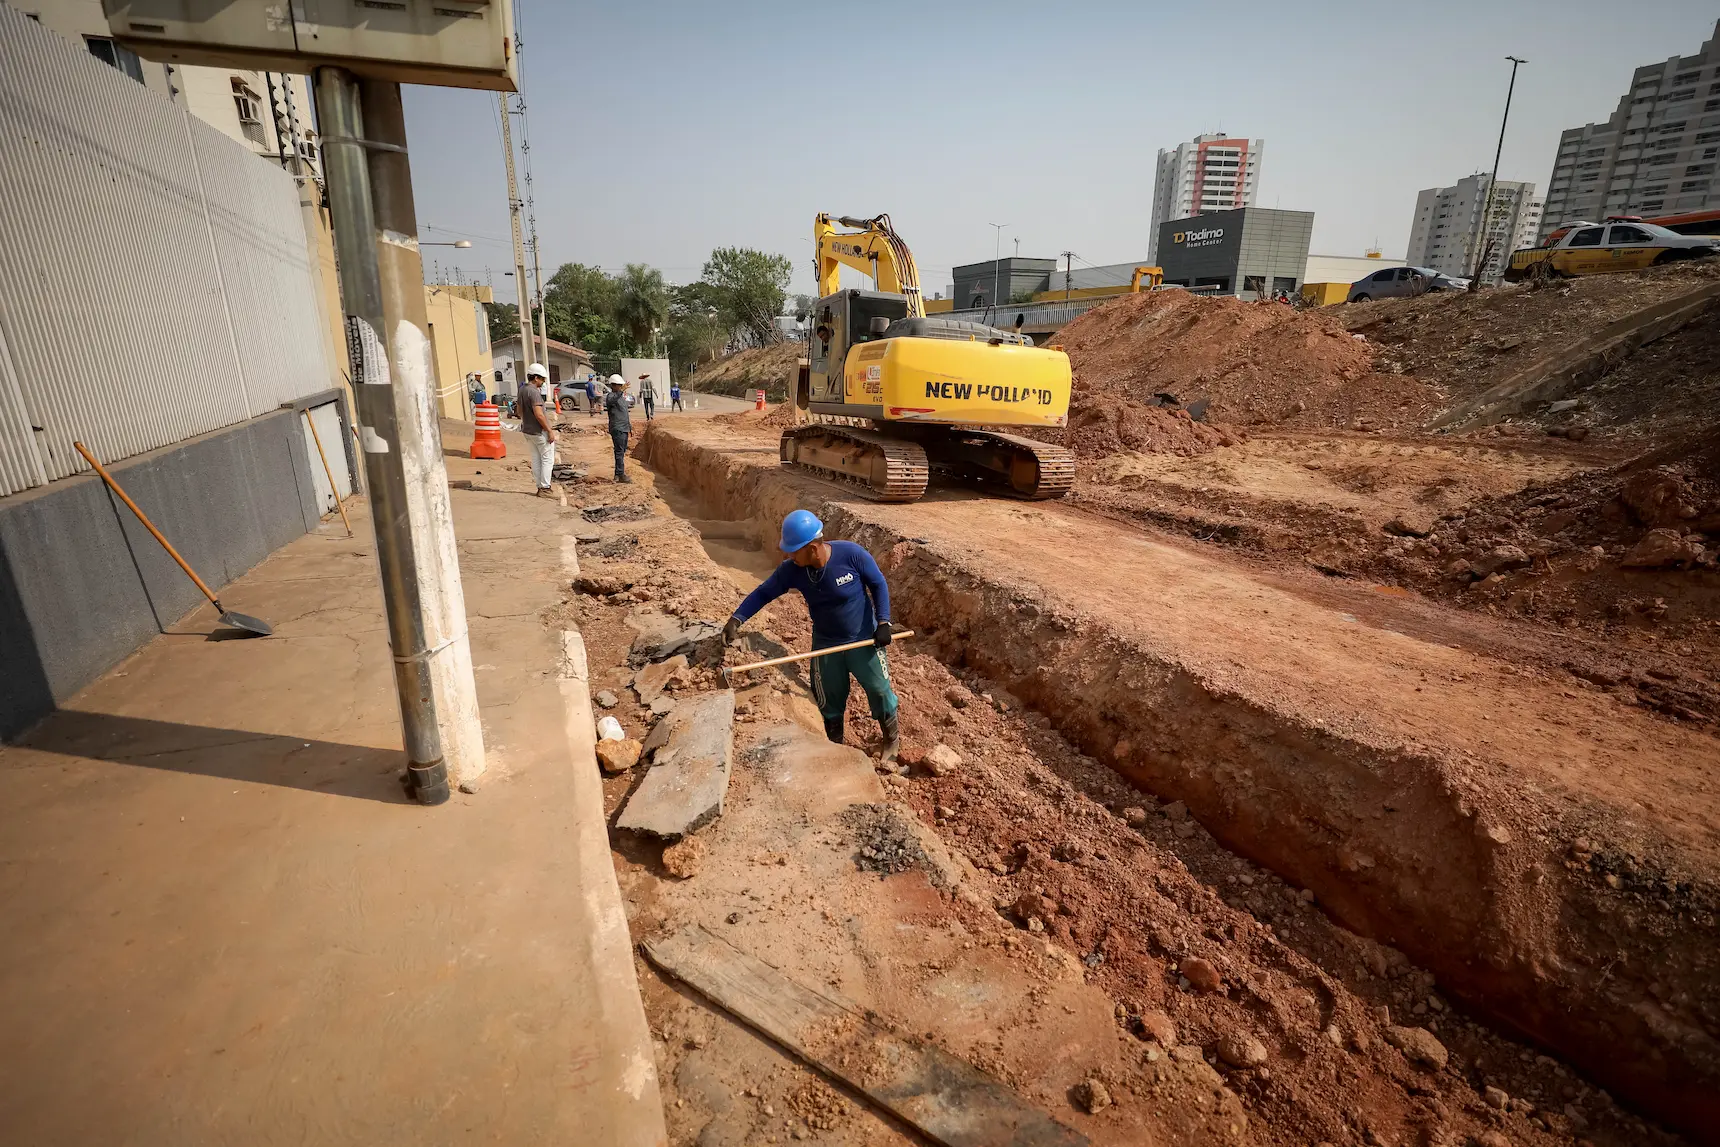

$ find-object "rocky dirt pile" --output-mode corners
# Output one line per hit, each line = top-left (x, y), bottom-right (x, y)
(1055, 289), (1440, 431)
(688, 341), (802, 400)
(1517, 305), (1720, 447)
(1037, 385), (1242, 461)
(1346, 260), (1720, 416)
(712, 400), (796, 433)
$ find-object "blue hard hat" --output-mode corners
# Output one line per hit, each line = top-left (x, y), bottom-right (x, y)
(779, 509), (823, 553)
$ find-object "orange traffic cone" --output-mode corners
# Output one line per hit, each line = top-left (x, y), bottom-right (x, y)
(470, 402), (506, 459)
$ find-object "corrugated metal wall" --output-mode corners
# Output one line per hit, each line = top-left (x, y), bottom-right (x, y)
(0, 5), (333, 497)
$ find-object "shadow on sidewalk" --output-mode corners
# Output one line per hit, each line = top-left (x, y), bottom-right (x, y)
(20, 710), (411, 804)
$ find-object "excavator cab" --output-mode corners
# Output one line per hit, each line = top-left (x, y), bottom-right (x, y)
(807, 288), (910, 406)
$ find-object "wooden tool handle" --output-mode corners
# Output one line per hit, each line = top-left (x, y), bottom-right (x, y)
(74, 440), (220, 606)
(726, 629), (915, 676)
(301, 410), (354, 537)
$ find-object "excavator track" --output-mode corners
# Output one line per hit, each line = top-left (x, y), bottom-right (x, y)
(779, 425), (929, 502)
(968, 430), (1076, 500)
(917, 428), (1076, 500)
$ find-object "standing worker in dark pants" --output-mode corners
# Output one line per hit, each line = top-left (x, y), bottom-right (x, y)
(723, 510), (901, 763)
(604, 373), (632, 483)
(639, 372), (655, 420)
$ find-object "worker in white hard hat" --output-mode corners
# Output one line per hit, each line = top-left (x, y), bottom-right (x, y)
(603, 373), (632, 483)
(520, 363), (557, 497)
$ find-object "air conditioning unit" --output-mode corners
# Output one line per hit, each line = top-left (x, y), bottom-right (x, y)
(103, 0), (516, 91)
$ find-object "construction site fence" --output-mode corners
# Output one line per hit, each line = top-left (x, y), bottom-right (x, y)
(0, 6), (335, 497)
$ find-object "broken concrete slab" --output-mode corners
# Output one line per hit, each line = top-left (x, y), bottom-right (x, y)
(625, 613), (724, 668)
(633, 654), (687, 703)
(617, 690), (735, 840)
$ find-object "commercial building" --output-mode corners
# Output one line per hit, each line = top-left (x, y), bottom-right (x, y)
(951, 257), (1059, 309)
(0, 7), (347, 739)
(1156, 207), (1312, 300)
(1406, 175), (1543, 282)
(1304, 252), (1405, 287)
(21, 0), (321, 176)
(1541, 18), (1720, 235)
(1149, 134), (1265, 261)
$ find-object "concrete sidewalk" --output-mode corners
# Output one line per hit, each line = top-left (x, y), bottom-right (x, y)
(0, 425), (666, 1144)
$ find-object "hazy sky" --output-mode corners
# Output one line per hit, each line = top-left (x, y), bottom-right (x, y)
(402, 1), (1720, 305)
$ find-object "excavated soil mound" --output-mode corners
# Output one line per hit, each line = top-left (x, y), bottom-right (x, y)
(1345, 260), (1720, 415)
(712, 400), (796, 432)
(1511, 305), (1720, 448)
(1051, 389), (1240, 460)
(689, 341), (802, 400)
(1056, 291), (1439, 431)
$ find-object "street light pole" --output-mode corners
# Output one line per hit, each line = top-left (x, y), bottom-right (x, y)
(1470, 56), (1526, 291)
(988, 222), (1009, 307)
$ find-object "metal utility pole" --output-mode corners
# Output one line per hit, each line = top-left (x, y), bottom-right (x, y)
(1470, 56), (1527, 291)
(497, 91), (533, 385)
(314, 68), (486, 803)
(515, 89), (550, 381)
(1061, 250), (1074, 302)
(988, 222), (1008, 306)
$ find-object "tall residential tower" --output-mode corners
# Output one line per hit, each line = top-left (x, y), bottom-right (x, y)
(1541, 19), (1720, 234)
(1406, 175), (1543, 283)
(1149, 134), (1264, 261)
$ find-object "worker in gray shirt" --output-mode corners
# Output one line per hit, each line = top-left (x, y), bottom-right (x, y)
(604, 374), (632, 483)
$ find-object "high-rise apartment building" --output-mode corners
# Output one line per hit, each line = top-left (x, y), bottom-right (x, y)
(1149, 134), (1264, 261)
(1541, 19), (1720, 235)
(1406, 175), (1543, 283)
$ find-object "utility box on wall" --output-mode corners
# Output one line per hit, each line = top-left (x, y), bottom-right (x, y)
(103, 0), (517, 90)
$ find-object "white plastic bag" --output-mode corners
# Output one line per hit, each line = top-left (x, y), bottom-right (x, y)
(596, 716), (625, 742)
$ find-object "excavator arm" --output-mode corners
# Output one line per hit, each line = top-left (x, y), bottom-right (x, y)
(814, 213), (925, 318)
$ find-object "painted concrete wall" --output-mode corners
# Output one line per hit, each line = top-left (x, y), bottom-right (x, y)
(424, 285), (490, 421)
(0, 406), (330, 741)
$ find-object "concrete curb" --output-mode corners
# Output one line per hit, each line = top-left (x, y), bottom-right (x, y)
(557, 626), (669, 1143)
(1432, 279), (1720, 430)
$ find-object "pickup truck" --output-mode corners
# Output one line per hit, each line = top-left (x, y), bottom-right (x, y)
(1504, 219), (1720, 281)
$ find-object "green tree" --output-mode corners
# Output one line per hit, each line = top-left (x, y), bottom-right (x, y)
(545, 262), (618, 321)
(487, 301), (519, 343)
(700, 247), (792, 346)
(614, 263), (669, 352)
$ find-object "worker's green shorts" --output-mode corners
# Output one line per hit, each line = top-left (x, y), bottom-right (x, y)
(810, 644), (898, 724)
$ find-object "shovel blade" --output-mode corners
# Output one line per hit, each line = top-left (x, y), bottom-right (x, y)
(219, 610), (273, 637)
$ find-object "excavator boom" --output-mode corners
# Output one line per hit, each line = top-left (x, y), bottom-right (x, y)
(814, 214), (925, 317)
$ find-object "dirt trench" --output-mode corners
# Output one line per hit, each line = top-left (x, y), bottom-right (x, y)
(636, 421), (1720, 1143)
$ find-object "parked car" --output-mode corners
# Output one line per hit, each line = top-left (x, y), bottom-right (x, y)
(1347, 266), (1469, 302)
(1503, 220), (1720, 282)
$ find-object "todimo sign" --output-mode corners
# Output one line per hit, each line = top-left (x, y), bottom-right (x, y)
(1173, 226), (1226, 249)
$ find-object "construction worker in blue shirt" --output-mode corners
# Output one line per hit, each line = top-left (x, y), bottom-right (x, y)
(724, 510), (901, 762)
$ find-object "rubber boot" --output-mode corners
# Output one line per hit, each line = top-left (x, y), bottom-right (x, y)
(823, 716), (844, 744)
(880, 712), (901, 767)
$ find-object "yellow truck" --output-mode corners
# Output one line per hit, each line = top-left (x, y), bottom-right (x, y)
(781, 214), (1075, 502)
(1504, 219), (1720, 282)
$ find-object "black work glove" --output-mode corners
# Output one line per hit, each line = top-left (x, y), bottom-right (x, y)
(723, 617), (741, 646)
(873, 622), (894, 648)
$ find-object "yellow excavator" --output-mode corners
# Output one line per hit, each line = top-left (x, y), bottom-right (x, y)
(779, 214), (1075, 502)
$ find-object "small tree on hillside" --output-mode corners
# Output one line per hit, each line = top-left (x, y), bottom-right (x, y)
(701, 247), (792, 347)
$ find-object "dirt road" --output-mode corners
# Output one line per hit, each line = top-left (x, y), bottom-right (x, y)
(633, 415), (1718, 1143)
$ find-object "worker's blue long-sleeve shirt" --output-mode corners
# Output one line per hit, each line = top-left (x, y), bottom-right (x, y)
(732, 541), (890, 648)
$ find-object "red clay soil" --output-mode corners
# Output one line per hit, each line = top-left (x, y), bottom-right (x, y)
(561, 438), (1673, 1145)
(1055, 291), (1439, 431)
(1343, 260), (1720, 415)
(689, 341), (803, 399)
